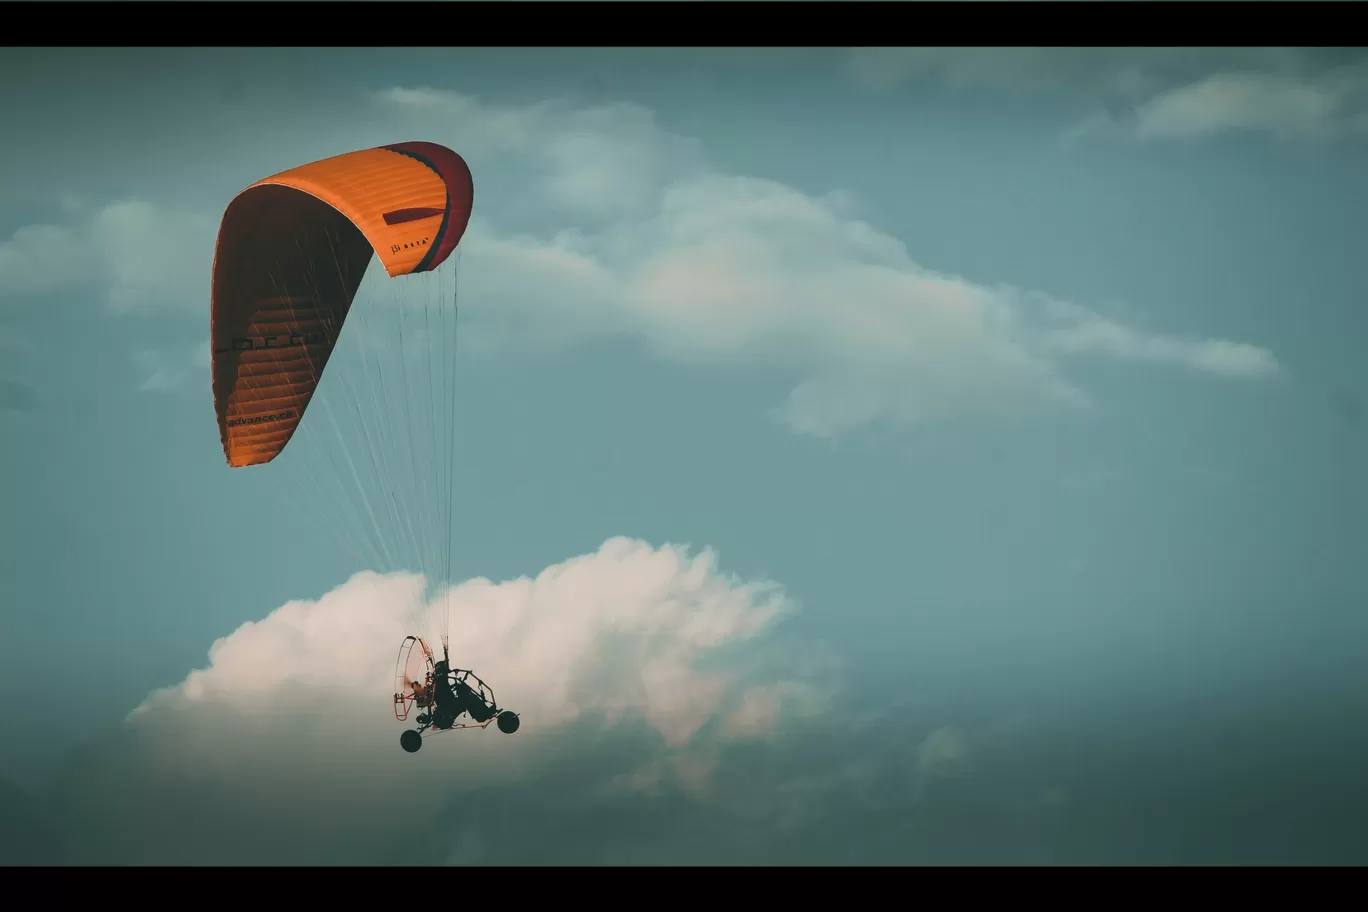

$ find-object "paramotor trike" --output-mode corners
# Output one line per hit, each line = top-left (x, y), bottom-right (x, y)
(393, 635), (520, 753)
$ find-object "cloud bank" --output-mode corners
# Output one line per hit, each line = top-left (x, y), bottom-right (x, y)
(849, 47), (1368, 143)
(52, 537), (828, 864)
(34, 536), (1368, 865)
(0, 200), (215, 313)
(3, 85), (1282, 433)
(380, 87), (1282, 438)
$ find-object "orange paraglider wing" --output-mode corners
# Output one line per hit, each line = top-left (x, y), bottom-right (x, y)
(210, 141), (473, 468)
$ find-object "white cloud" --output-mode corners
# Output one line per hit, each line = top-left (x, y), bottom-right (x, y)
(95, 202), (218, 313)
(722, 681), (819, 740)
(0, 223), (77, 299)
(0, 200), (214, 312)
(52, 537), (829, 862)
(847, 48), (1290, 98)
(1032, 301), (1284, 380)
(373, 88), (1280, 438)
(848, 47), (1129, 95)
(849, 48), (1368, 143)
(377, 87), (706, 225)
(7, 87), (1283, 439)
(1133, 70), (1361, 141)
(133, 536), (814, 773)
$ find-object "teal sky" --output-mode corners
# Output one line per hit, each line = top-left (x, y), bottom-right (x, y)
(2, 47), (1367, 864)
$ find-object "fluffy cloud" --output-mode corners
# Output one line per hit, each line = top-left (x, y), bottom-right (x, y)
(4, 86), (1283, 438)
(851, 47), (1368, 143)
(38, 540), (1368, 865)
(1030, 299), (1282, 379)
(374, 88), (1281, 438)
(0, 199), (215, 312)
(1132, 70), (1364, 140)
(53, 537), (827, 863)
(847, 48), (1291, 97)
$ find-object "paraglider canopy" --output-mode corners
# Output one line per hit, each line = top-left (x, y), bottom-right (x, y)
(210, 142), (474, 468)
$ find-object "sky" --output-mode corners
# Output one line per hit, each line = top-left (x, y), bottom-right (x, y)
(2, 46), (1368, 865)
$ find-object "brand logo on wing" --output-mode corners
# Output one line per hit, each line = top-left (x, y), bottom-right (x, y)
(227, 409), (295, 428)
(390, 236), (431, 255)
(215, 333), (324, 354)
(382, 207), (442, 256)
